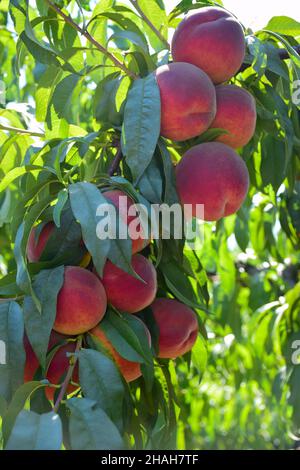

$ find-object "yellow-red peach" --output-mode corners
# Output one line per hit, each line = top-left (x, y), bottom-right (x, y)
(24, 331), (79, 401)
(90, 319), (151, 382)
(154, 62), (216, 141)
(53, 266), (107, 335)
(104, 189), (149, 254)
(151, 298), (199, 359)
(210, 84), (257, 148)
(27, 222), (54, 262)
(171, 7), (245, 84)
(99, 254), (157, 314)
(175, 142), (249, 221)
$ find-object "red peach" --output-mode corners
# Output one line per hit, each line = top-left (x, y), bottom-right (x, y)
(53, 266), (107, 335)
(210, 84), (257, 148)
(100, 254), (157, 314)
(24, 332), (79, 401)
(175, 142), (249, 221)
(151, 298), (199, 359)
(27, 222), (54, 262)
(171, 7), (245, 84)
(154, 62), (216, 141)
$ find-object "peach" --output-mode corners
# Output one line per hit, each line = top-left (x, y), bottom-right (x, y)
(100, 254), (157, 314)
(53, 266), (107, 335)
(175, 142), (249, 221)
(154, 62), (216, 141)
(210, 84), (257, 148)
(24, 332), (79, 401)
(171, 6), (245, 84)
(90, 319), (151, 382)
(27, 222), (54, 262)
(104, 189), (149, 254)
(151, 298), (199, 359)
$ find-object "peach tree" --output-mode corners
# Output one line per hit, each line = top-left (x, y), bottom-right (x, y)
(0, 0), (300, 450)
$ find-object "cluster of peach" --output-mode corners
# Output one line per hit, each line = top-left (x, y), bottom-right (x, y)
(24, 189), (199, 400)
(155, 7), (256, 221)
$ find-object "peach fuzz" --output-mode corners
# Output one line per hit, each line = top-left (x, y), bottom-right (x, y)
(24, 332), (79, 401)
(151, 298), (199, 359)
(210, 84), (257, 148)
(104, 189), (150, 254)
(99, 254), (157, 314)
(175, 142), (249, 221)
(154, 62), (216, 141)
(171, 6), (245, 84)
(90, 319), (151, 382)
(53, 266), (107, 335)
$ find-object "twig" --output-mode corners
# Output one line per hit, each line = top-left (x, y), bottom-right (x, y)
(239, 45), (300, 73)
(108, 144), (123, 176)
(0, 123), (45, 137)
(45, 0), (138, 80)
(53, 336), (82, 413)
(129, 0), (170, 50)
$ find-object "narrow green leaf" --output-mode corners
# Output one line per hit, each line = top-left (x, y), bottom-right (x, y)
(69, 182), (111, 276)
(121, 74), (161, 182)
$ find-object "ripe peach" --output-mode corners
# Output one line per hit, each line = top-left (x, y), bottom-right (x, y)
(151, 298), (199, 359)
(90, 319), (151, 382)
(171, 7), (245, 84)
(154, 62), (216, 141)
(24, 332), (79, 401)
(100, 254), (157, 314)
(210, 84), (257, 148)
(27, 222), (54, 262)
(175, 142), (249, 221)
(104, 189), (149, 254)
(53, 266), (107, 335)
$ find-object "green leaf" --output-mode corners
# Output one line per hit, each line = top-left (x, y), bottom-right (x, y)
(2, 380), (50, 445)
(161, 261), (209, 313)
(79, 348), (124, 424)
(99, 309), (152, 364)
(0, 395), (7, 417)
(138, 152), (163, 203)
(260, 136), (287, 192)
(23, 267), (64, 369)
(6, 410), (62, 450)
(191, 334), (208, 377)
(69, 182), (111, 276)
(264, 16), (300, 37)
(121, 74), (161, 182)
(0, 301), (25, 402)
(51, 74), (80, 120)
(67, 397), (124, 450)
(53, 189), (68, 228)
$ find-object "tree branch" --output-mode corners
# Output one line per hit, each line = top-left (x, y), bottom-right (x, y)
(45, 0), (138, 80)
(239, 45), (300, 73)
(129, 0), (170, 50)
(108, 144), (123, 176)
(53, 336), (82, 413)
(0, 123), (45, 137)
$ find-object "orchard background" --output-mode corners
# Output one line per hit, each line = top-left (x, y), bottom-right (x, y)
(0, 0), (300, 451)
